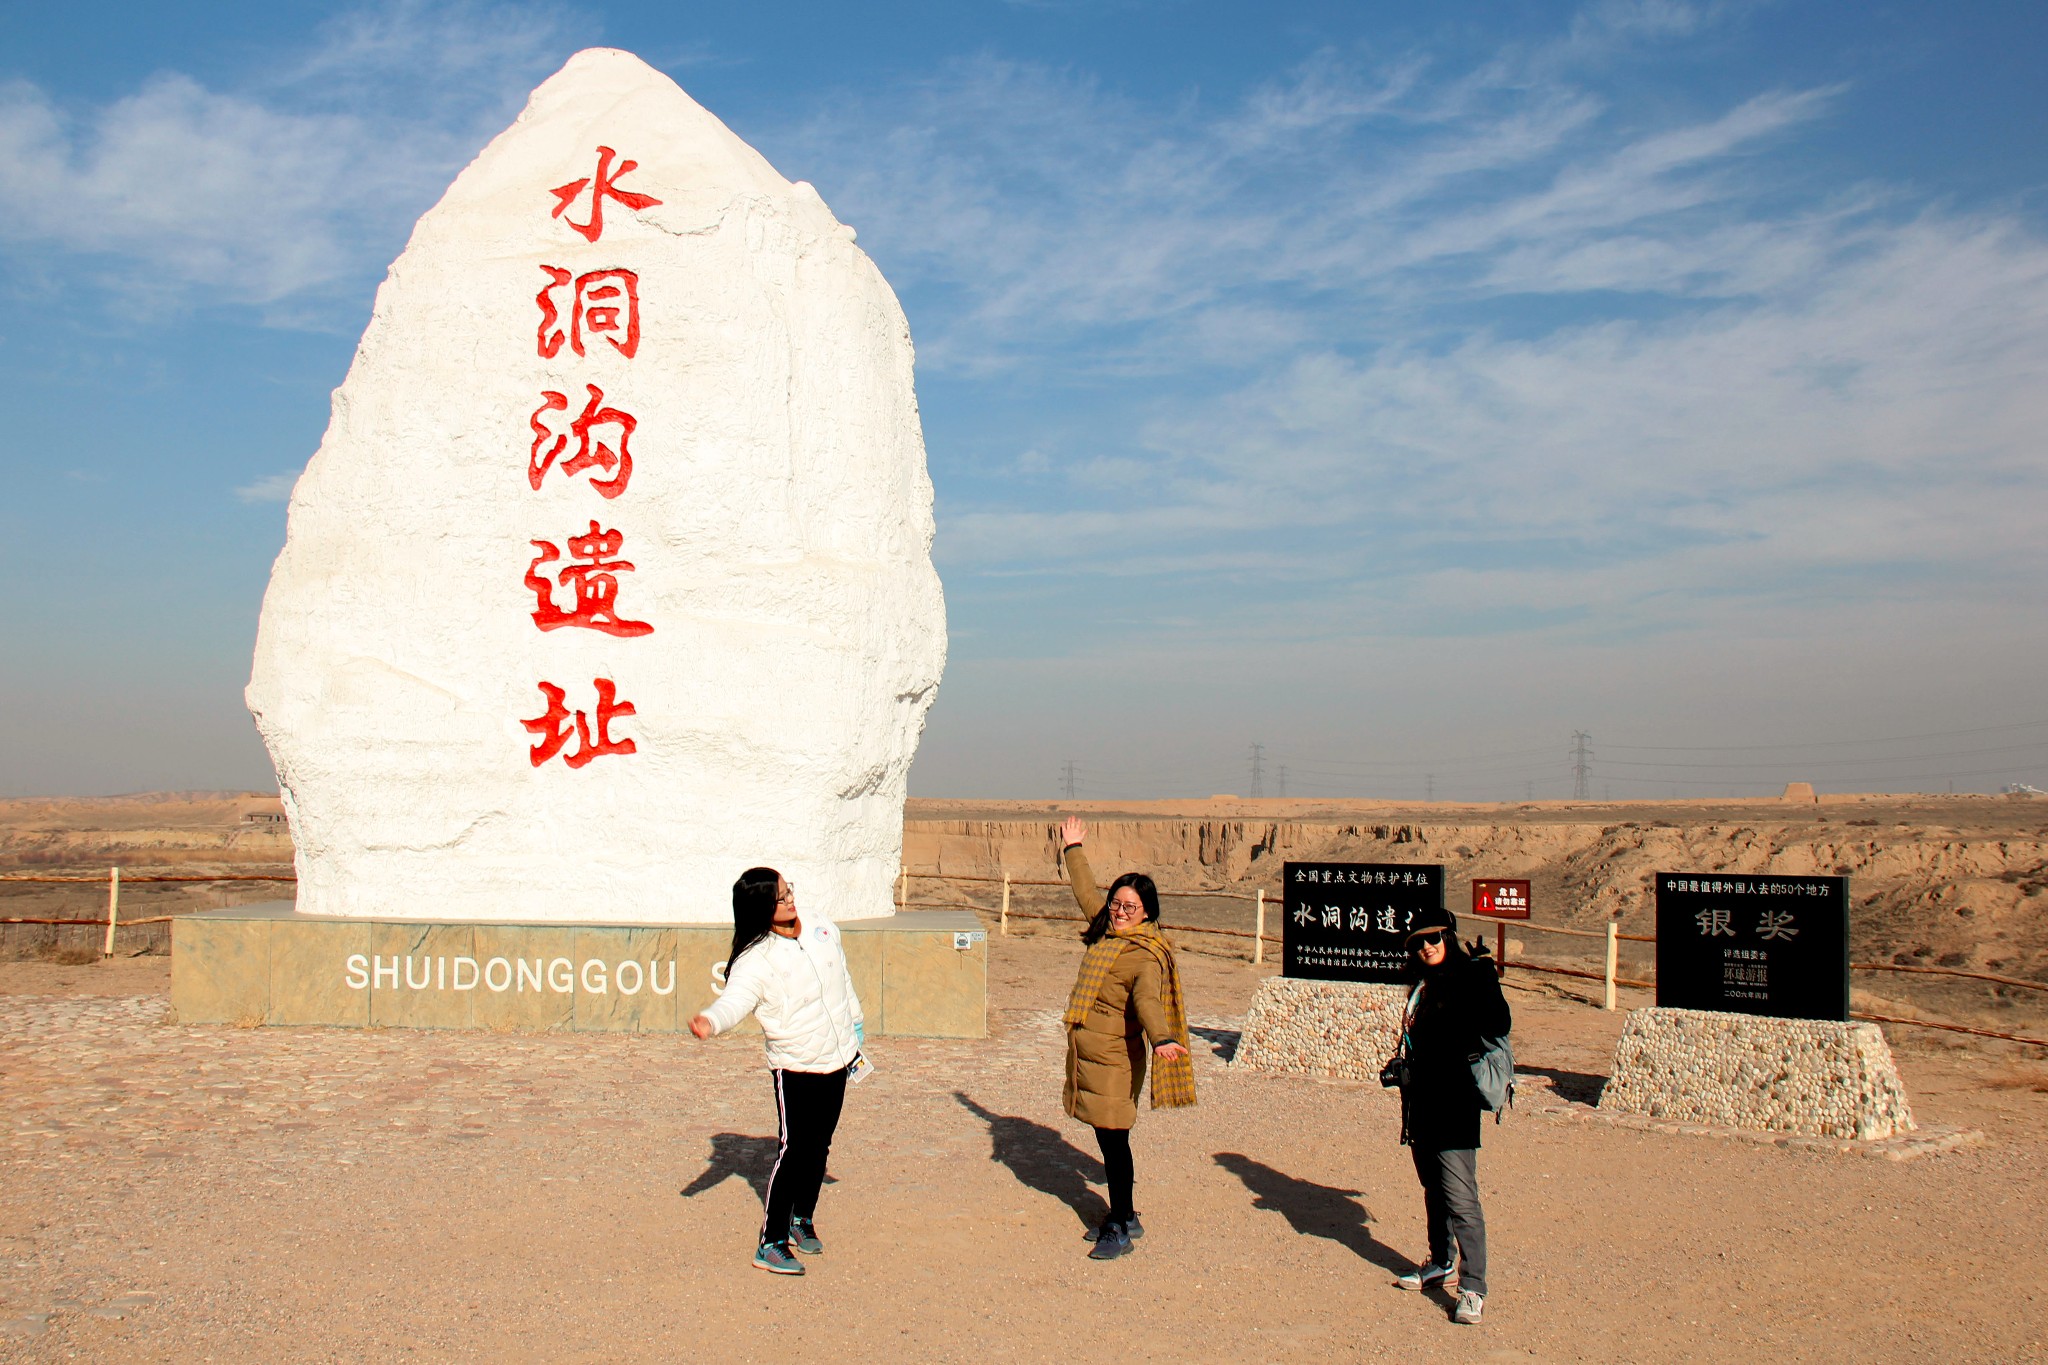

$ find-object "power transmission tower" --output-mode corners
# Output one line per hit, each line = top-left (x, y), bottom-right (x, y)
(1525, 780), (1534, 802)
(1061, 760), (1077, 799)
(1277, 765), (1288, 799)
(1426, 773), (1436, 802)
(1570, 731), (1593, 800)
(1249, 743), (1265, 798)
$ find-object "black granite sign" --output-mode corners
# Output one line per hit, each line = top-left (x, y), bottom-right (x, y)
(1653, 872), (1849, 1020)
(1283, 861), (1445, 984)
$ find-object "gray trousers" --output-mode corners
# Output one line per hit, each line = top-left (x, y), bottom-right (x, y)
(1411, 1147), (1487, 1297)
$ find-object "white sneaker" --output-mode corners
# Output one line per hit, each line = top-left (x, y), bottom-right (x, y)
(1453, 1291), (1484, 1324)
(1396, 1262), (1454, 1291)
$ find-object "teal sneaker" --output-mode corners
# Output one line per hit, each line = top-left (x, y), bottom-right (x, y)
(1397, 1261), (1454, 1291)
(789, 1217), (824, 1255)
(752, 1242), (804, 1276)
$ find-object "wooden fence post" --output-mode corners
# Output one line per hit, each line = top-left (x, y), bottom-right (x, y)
(1253, 889), (1265, 965)
(102, 866), (121, 958)
(1001, 874), (1010, 936)
(1604, 921), (1619, 1010)
(1495, 921), (1506, 979)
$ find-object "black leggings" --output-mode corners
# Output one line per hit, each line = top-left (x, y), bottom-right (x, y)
(761, 1066), (847, 1245)
(1094, 1126), (1134, 1222)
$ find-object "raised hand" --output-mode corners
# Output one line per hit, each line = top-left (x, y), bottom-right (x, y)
(1060, 815), (1087, 848)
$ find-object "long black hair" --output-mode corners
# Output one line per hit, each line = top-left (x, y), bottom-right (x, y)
(728, 866), (783, 971)
(1081, 872), (1161, 945)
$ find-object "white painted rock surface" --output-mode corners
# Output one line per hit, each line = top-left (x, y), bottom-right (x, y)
(248, 48), (945, 922)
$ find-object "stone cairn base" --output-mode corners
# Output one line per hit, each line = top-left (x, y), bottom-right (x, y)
(1231, 977), (1409, 1082)
(1600, 1006), (1916, 1141)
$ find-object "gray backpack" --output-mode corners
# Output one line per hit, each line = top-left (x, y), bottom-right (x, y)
(1472, 1030), (1515, 1120)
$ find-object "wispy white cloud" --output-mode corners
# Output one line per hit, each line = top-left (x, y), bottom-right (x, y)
(234, 471), (301, 504)
(779, 17), (2048, 653)
(791, 47), (1844, 371)
(0, 0), (578, 314)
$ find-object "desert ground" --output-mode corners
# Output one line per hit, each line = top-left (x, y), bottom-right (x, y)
(2, 793), (2047, 1360)
(3, 936), (2048, 1362)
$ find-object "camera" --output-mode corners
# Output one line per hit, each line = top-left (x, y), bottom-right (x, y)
(1379, 1056), (1408, 1089)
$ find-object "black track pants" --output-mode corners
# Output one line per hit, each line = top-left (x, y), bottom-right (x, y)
(1094, 1125), (1134, 1223)
(761, 1066), (848, 1245)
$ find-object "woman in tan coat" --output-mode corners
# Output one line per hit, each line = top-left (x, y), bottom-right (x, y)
(1058, 815), (1195, 1261)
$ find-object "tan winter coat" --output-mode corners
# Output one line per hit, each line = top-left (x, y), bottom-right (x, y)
(1060, 847), (1174, 1130)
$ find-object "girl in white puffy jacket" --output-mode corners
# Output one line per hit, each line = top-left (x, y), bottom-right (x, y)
(689, 867), (865, 1276)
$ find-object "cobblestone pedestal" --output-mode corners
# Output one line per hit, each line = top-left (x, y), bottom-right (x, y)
(1230, 977), (1409, 1082)
(1600, 1006), (1915, 1140)
(173, 903), (987, 1038)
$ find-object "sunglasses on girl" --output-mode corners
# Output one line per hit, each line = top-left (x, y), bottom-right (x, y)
(1411, 930), (1446, 949)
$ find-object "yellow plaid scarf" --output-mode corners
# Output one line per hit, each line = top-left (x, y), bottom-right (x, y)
(1062, 922), (1197, 1110)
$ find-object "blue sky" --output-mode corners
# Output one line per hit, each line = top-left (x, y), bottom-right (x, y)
(3, 0), (2046, 800)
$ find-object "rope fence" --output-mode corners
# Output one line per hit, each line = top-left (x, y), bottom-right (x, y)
(0, 874), (294, 884)
(0, 867), (292, 957)
(3, 917), (177, 927)
(900, 867), (2048, 1050)
(9, 862), (2045, 1048)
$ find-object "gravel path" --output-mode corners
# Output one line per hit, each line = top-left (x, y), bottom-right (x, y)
(2, 941), (2045, 1362)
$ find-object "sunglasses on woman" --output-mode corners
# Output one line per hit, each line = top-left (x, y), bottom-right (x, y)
(1411, 930), (1446, 949)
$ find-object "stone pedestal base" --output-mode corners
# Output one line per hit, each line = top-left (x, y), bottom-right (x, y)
(1600, 1006), (1914, 1140)
(173, 903), (986, 1038)
(1230, 977), (1409, 1081)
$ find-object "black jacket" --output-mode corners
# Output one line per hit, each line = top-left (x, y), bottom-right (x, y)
(1400, 951), (1512, 1151)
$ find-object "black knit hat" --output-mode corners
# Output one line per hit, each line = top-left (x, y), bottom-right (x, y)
(1405, 904), (1457, 944)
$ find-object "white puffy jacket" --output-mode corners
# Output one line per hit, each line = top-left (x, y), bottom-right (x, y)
(701, 919), (865, 1073)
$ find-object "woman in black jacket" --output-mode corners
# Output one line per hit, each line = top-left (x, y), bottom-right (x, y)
(1394, 906), (1511, 1326)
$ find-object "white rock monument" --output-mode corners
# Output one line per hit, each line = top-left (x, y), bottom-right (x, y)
(248, 48), (946, 923)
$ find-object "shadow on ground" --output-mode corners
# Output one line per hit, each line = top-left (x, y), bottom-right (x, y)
(1517, 1064), (1607, 1106)
(1190, 1025), (1240, 1061)
(678, 1132), (837, 1201)
(955, 1092), (1107, 1230)
(1213, 1152), (1410, 1273)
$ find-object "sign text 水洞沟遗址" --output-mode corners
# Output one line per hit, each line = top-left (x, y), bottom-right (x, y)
(521, 145), (665, 770)
(1653, 873), (1849, 1021)
(1282, 862), (1446, 985)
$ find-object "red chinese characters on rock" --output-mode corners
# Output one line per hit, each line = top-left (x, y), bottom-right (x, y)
(548, 146), (663, 243)
(525, 521), (654, 637)
(537, 267), (640, 359)
(529, 383), (636, 497)
(520, 151), (664, 769)
(523, 678), (638, 769)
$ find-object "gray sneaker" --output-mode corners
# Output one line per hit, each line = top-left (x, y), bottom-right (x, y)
(1083, 1214), (1144, 1242)
(788, 1217), (823, 1255)
(1086, 1220), (1132, 1261)
(1453, 1291), (1484, 1324)
(1397, 1261), (1454, 1291)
